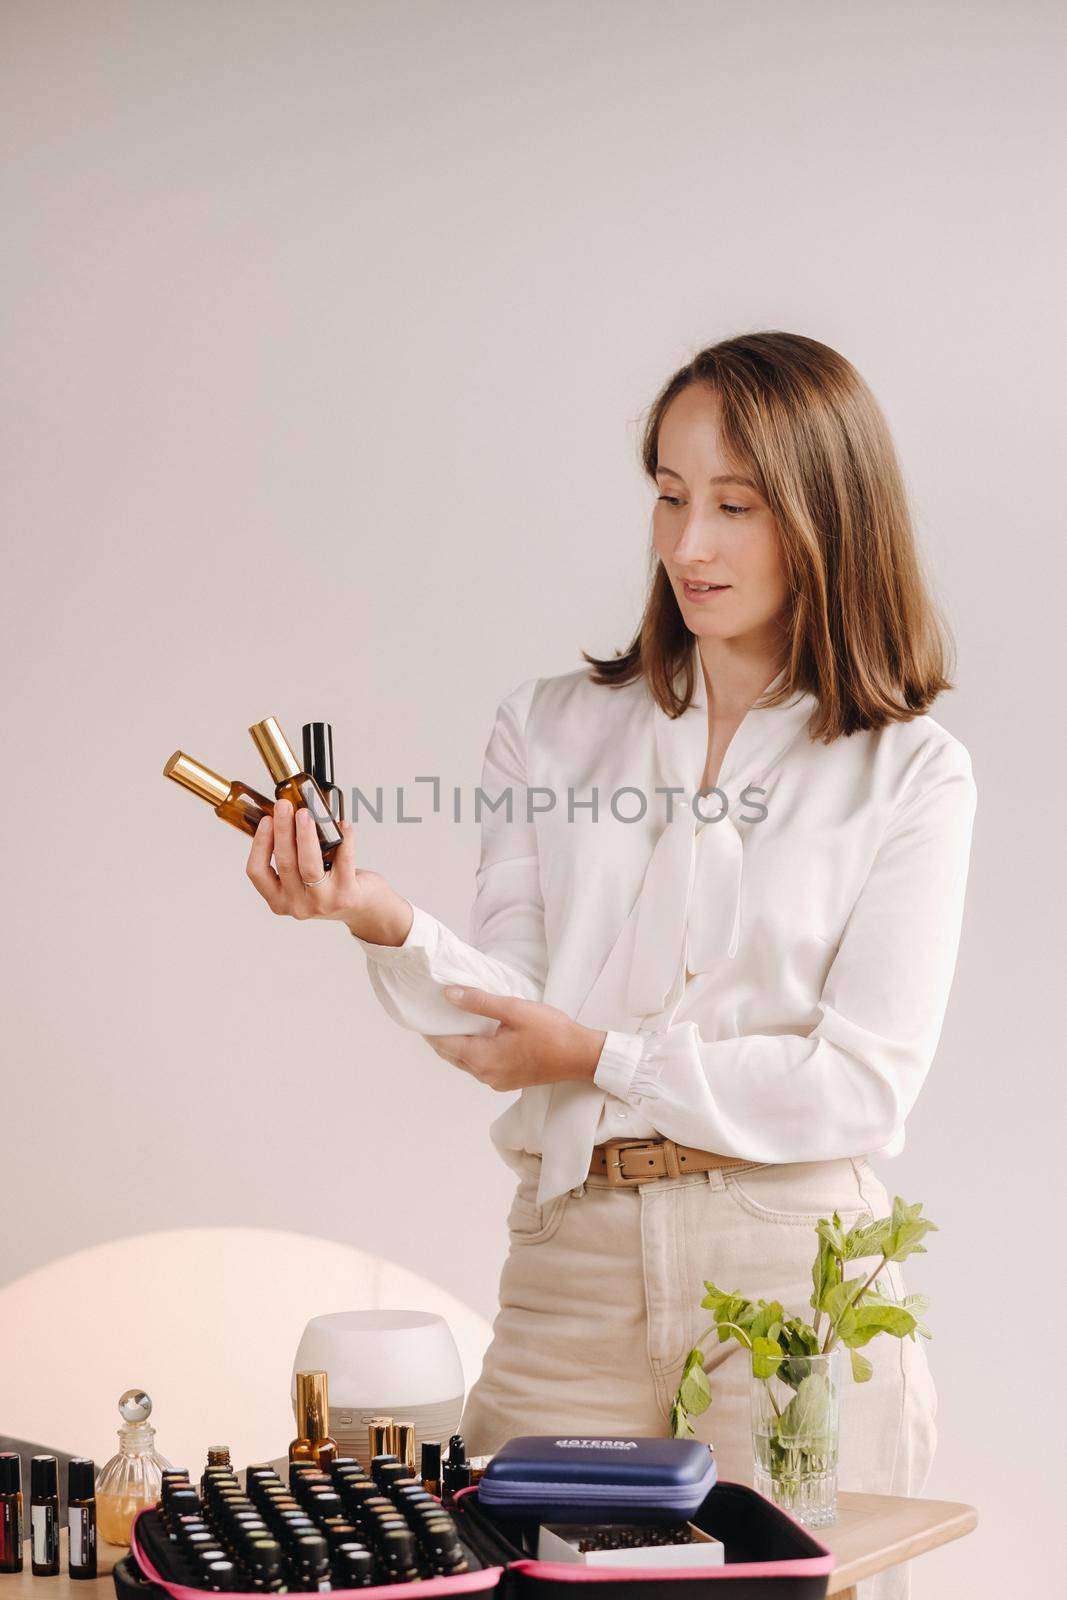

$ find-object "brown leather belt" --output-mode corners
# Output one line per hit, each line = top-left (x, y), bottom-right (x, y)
(588, 1137), (751, 1186)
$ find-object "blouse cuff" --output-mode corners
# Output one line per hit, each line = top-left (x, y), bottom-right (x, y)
(593, 1029), (650, 1101)
(349, 901), (439, 967)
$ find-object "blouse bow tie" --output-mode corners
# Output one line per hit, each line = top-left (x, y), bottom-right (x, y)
(626, 645), (817, 1020)
(626, 796), (743, 1017)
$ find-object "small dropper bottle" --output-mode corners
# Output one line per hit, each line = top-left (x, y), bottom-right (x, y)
(164, 753), (275, 838)
(249, 718), (343, 861)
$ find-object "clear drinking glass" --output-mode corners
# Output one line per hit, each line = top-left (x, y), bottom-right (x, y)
(751, 1347), (840, 1527)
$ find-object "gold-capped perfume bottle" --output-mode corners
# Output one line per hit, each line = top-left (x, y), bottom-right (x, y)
(288, 1372), (315, 1464)
(95, 1390), (172, 1547)
(303, 1370), (338, 1470)
(249, 717), (343, 861)
(289, 1370), (338, 1469)
(164, 752), (274, 838)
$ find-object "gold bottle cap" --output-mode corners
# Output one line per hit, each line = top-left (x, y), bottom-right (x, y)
(393, 1421), (416, 1472)
(299, 1370), (330, 1439)
(293, 1371), (311, 1438)
(164, 751), (230, 808)
(249, 717), (302, 784)
(368, 1417), (394, 1458)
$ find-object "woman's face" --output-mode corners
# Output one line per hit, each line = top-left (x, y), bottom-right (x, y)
(651, 384), (790, 648)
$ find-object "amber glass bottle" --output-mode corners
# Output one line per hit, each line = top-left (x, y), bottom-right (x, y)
(288, 1373), (316, 1465)
(0, 1453), (22, 1574)
(304, 1371), (338, 1471)
(164, 753), (274, 837)
(249, 719), (343, 861)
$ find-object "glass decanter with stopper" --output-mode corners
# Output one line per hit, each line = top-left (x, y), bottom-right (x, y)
(96, 1390), (172, 1546)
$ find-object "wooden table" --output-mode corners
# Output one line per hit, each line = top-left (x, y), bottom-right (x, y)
(816, 1491), (977, 1597)
(2, 1529), (125, 1596)
(1, 1492), (976, 1598)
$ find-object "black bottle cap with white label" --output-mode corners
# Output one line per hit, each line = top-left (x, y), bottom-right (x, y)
(67, 1460), (96, 1501)
(31, 1457), (58, 1498)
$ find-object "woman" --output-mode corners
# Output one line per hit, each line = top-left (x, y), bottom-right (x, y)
(247, 332), (977, 1600)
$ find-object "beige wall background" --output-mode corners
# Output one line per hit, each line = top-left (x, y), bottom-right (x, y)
(2, 2), (1063, 1594)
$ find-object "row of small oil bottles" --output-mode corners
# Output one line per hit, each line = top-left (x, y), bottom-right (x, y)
(164, 719), (345, 857)
(0, 1389), (172, 1578)
(159, 1446), (473, 1591)
(0, 1454), (97, 1579)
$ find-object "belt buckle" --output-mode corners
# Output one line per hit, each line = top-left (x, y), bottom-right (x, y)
(604, 1138), (664, 1186)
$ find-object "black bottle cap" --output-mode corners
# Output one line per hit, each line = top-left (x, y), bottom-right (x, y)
(375, 1462), (409, 1490)
(201, 1557), (237, 1590)
(0, 1453), (21, 1493)
(31, 1456), (58, 1498)
(380, 1527), (418, 1569)
(302, 722), (335, 788)
(295, 1532), (329, 1566)
(248, 1536), (282, 1563)
(68, 1459), (96, 1500)
(420, 1440), (442, 1479)
(335, 1544), (374, 1582)
(447, 1433), (467, 1465)
(396, 1486), (434, 1506)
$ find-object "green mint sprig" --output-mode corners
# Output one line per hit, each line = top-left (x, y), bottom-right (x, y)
(669, 1195), (936, 1440)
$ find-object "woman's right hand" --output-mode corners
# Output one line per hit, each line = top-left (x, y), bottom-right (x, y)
(246, 798), (414, 946)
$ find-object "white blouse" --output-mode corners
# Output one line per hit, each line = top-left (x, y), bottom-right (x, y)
(352, 636), (978, 1206)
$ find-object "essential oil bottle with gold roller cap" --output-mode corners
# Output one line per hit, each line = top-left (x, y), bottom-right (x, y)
(249, 717), (343, 863)
(164, 752), (275, 838)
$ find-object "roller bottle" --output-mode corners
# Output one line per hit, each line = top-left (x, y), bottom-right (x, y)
(67, 1458), (98, 1579)
(0, 1452), (23, 1574)
(30, 1456), (59, 1575)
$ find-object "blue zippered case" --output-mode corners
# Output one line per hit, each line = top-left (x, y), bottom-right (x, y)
(477, 1435), (718, 1522)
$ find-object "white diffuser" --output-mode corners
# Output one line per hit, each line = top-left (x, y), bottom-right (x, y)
(289, 1310), (465, 1462)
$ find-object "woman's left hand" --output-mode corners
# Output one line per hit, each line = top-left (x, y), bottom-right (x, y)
(426, 986), (608, 1090)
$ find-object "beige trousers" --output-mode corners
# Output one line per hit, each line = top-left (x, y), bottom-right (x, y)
(459, 1150), (937, 1600)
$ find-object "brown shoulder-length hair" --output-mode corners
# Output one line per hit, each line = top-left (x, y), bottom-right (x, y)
(582, 331), (956, 740)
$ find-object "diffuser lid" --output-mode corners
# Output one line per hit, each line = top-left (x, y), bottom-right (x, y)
(291, 1310), (463, 1410)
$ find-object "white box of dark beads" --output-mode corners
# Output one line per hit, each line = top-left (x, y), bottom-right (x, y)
(536, 1521), (725, 1569)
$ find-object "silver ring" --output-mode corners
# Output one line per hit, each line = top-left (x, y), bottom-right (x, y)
(302, 871), (329, 888)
